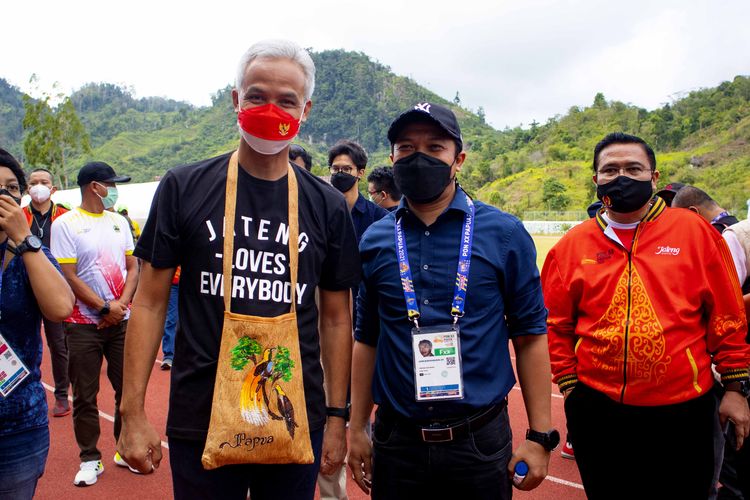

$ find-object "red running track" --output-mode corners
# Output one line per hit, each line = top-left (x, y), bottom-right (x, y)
(35, 338), (586, 499)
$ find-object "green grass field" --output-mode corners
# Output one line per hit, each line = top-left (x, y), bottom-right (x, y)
(532, 235), (561, 271)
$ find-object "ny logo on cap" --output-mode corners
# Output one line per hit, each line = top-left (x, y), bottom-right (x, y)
(414, 102), (431, 113)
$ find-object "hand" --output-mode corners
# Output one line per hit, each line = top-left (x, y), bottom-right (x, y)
(98, 300), (128, 328)
(507, 440), (550, 491)
(0, 195), (31, 245)
(319, 417), (347, 476)
(719, 390), (750, 450)
(346, 425), (373, 494)
(117, 413), (162, 474)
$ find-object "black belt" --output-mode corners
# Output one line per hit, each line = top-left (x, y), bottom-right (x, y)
(379, 400), (507, 443)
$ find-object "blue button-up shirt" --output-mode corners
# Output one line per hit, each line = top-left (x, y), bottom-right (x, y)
(351, 193), (389, 243)
(355, 188), (547, 420)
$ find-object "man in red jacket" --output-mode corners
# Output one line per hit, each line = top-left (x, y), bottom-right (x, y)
(542, 132), (750, 500)
(24, 168), (71, 417)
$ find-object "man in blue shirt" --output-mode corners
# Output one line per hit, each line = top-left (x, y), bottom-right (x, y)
(347, 103), (556, 500)
(327, 140), (388, 241)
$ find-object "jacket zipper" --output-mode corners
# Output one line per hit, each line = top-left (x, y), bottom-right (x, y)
(619, 224), (642, 403)
(620, 250), (633, 403)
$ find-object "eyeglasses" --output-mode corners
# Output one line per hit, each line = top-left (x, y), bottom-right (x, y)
(330, 166), (356, 175)
(596, 166), (652, 180)
(0, 183), (21, 195)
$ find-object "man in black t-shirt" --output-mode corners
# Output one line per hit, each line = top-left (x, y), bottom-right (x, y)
(117, 40), (360, 500)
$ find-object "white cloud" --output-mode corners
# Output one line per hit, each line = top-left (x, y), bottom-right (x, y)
(1, 0), (748, 130)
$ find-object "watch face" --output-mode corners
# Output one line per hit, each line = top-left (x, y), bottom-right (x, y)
(27, 235), (43, 249)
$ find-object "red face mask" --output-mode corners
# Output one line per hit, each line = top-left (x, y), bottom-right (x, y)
(237, 103), (301, 141)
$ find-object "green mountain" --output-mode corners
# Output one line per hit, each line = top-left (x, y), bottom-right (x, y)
(1, 51), (748, 216)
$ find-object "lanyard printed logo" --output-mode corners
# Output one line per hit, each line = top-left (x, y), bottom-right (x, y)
(395, 193), (475, 327)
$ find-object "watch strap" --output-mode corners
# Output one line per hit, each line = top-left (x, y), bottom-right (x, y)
(326, 404), (351, 421)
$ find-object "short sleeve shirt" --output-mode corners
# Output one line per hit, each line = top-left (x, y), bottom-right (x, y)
(135, 152), (361, 441)
(50, 208), (134, 324)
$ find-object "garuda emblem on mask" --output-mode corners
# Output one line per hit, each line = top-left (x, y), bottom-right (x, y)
(278, 123), (290, 136)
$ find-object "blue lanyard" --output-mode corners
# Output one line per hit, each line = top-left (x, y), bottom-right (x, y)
(710, 211), (730, 225)
(394, 193), (475, 327)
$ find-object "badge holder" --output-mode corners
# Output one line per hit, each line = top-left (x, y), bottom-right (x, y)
(411, 319), (464, 402)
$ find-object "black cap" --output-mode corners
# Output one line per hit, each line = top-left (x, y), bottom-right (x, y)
(655, 182), (685, 206)
(387, 102), (463, 152)
(77, 161), (131, 187)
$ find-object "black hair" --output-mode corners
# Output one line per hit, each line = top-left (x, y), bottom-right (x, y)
(592, 132), (656, 173)
(367, 166), (401, 200)
(0, 148), (28, 193)
(30, 167), (55, 183)
(328, 140), (368, 170)
(671, 186), (717, 209)
(289, 144), (312, 171)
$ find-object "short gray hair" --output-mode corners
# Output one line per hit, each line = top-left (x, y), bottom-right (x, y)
(235, 40), (316, 101)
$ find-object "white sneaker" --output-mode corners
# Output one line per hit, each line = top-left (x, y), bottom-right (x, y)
(114, 451), (141, 474)
(74, 460), (104, 486)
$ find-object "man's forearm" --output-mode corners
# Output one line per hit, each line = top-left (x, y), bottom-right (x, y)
(119, 257), (140, 304)
(513, 334), (552, 431)
(120, 264), (173, 416)
(350, 341), (376, 431)
(320, 321), (352, 408)
(65, 272), (109, 310)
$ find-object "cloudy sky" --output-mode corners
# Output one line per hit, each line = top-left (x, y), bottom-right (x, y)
(2, 0), (748, 130)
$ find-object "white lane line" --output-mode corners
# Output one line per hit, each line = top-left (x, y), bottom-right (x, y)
(545, 475), (585, 489)
(43, 384), (582, 488)
(42, 382), (170, 450)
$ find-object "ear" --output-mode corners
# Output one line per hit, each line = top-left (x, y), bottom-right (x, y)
(651, 170), (660, 189)
(389, 153), (394, 164)
(50, 186), (58, 195)
(231, 89), (240, 113)
(301, 100), (312, 123)
(592, 173), (598, 185)
(453, 151), (467, 173)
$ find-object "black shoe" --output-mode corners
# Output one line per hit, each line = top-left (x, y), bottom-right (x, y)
(161, 359), (172, 370)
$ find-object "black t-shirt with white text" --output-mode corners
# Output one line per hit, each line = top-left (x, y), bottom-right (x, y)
(135, 152), (361, 441)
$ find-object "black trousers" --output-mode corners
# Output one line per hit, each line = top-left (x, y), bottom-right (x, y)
(371, 405), (513, 500)
(64, 321), (126, 461)
(43, 318), (69, 401)
(566, 382), (716, 500)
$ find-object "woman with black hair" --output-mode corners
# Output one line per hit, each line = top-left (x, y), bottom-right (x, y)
(0, 148), (75, 500)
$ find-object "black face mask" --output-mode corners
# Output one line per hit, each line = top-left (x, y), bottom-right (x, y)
(393, 152), (454, 204)
(596, 175), (654, 213)
(0, 188), (21, 205)
(330, 172), (359, 193)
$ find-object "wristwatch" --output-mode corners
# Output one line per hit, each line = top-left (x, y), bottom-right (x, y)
(99, 301), (111, 316)
(15, 235), (43, 255)
(526, 428), (561, 451)
(326, 404), (351, 421)
(725, 378), (750, 398)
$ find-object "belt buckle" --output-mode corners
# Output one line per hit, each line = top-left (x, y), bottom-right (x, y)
(421, 426), (454, 443)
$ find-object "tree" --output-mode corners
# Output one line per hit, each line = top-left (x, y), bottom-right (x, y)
(22, 78), (91, 188)
(542, 178), (571, 210)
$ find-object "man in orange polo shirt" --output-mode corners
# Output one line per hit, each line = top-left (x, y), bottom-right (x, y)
(24, 168), (71, 417)
(542, 132), (750, 500)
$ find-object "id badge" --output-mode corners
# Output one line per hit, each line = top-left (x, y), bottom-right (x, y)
(0, 333), (30, 398)
(412, 325), (464, 401)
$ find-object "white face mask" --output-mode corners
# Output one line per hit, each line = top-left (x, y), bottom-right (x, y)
(29, 184), (51, 203)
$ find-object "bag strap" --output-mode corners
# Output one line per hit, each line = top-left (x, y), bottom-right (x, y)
(222, 151), (299, 313)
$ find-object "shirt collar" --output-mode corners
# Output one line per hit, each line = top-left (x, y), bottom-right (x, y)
(395, 184), (471, 219)
(352, 193), (367, 214)
(594, 195), (667, 232)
